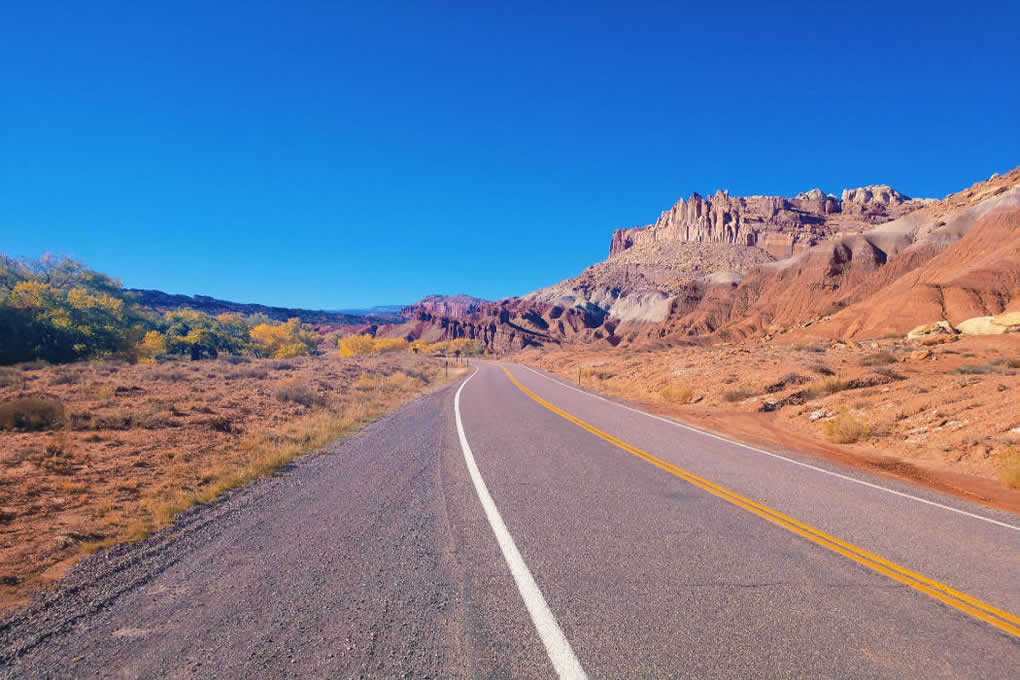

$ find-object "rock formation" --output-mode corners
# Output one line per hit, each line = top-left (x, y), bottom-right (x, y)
(610, 185), (933, 260)
(402, 294), (487, 318)
(384, 166), (1018, 353)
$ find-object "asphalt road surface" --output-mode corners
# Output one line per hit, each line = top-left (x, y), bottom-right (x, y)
(2, 361), (1018, 678)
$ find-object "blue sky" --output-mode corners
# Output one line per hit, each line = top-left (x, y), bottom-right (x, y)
(2, 1), (1018, 308)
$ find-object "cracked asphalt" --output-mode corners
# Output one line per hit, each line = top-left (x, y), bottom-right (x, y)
(1, 361), (1018, 678)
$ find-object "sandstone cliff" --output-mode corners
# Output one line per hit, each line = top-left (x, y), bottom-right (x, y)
(382, 167), (1018, 353)
(610, 185), (932, 260)
(402, 294), (487, 318)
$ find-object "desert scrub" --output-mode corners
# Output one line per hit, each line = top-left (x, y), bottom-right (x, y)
(0, 367), (23, 388)
(860, 351), (897, 366)
(274, 379), (325, 408)
(0, 397), (67, 431)
(1001, 447), (1020, 489)
(583, 368), (615, 381)
(824, 411), (870, 444)
(658, 383), (694, 404)
(802, 376), (850, 399)
(810, 363), (835, 376)
(722, 388), (755, 402)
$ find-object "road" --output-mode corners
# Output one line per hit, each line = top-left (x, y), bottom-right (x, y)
(2, 360), (1018, 678)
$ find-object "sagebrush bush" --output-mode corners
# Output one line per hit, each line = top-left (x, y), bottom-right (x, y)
(228, 367), (269, 381)
(48, 370), (82, 385)
(18, 360), (48, 372)
(824, 412), (870, 444)
(274, 379), (323, 408)
(810, 363), (835, 376)
(953, 363), (995, 375)
(860, 351), (897, 366)
(69, 412), (133, 430)
(802, 376), (849, 399)
(722, 388), (754, 402)
(0, 397), (67, 431)
(0, 367), (22, 387)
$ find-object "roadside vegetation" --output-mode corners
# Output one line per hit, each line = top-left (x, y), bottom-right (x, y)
(0, 352), (464, 610)
(0, 254), (488, 610)
(0, 254), (320, 364)
(519, 336), (1020, 498)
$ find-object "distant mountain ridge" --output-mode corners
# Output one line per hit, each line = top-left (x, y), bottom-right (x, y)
(128, 289), (404, 327)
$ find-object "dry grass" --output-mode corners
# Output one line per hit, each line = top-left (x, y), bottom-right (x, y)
(273, 379), (324, 408)
(0, 397), (67, 431)
(658, 383), (694, 404)
(722, 388), (755, 402)
(0, 353), (457, 609)
(0, 368), (24, 388)
(1001, 447), (1020, 489)
(801, 376), (850, 400)
(860, 351), (898, 366)
(823, 412), (871, 444)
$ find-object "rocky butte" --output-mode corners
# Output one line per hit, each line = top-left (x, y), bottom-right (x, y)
(610, 185), (933, 260)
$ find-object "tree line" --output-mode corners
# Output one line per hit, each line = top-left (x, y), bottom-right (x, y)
(0, 254), (486, 366)
(0, 255), (319, 365)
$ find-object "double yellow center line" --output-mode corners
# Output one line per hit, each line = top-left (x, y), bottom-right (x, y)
(501, 367), (1020, 638)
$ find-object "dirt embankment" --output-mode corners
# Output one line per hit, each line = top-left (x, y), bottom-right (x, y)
(518, 333), (1020, 513)
(0, 353), (458, 611)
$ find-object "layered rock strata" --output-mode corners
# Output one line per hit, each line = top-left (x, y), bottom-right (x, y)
(610, 185), (933, 260)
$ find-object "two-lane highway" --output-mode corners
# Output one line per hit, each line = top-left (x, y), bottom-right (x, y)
(2, 360), (1017, 678)
(451, 361), (1019, 677)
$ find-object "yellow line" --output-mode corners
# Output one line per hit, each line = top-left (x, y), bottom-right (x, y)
(500, 367), (1020, 638)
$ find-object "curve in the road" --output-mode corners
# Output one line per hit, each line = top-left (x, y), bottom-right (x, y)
(501, 366), (1020, 639)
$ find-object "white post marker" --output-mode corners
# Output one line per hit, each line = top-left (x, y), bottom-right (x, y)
(454, 368), (588, 680)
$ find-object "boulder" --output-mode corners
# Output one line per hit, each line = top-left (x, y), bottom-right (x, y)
(907, 321), (957, 339)
(956, 312), (1020, 335)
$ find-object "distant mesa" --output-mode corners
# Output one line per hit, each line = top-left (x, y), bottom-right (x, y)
(402, 294), (489, 318)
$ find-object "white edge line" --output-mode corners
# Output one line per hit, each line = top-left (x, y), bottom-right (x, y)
(513, 363), (1020, 533)
(455, 368), (588, 679)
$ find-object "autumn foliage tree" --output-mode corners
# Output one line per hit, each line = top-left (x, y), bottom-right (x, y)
(0, 255), (150, 364)
(0, 254), (324, 365)
(249, 318), (319, 358)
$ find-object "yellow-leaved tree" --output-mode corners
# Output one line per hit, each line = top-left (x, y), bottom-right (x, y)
(337, 334), (375, 357)
(250, 318), (319, 358)
(135, 330), (167, 363)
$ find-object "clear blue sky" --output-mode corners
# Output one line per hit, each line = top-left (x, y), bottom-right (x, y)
(3, 1), (1018, 308)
